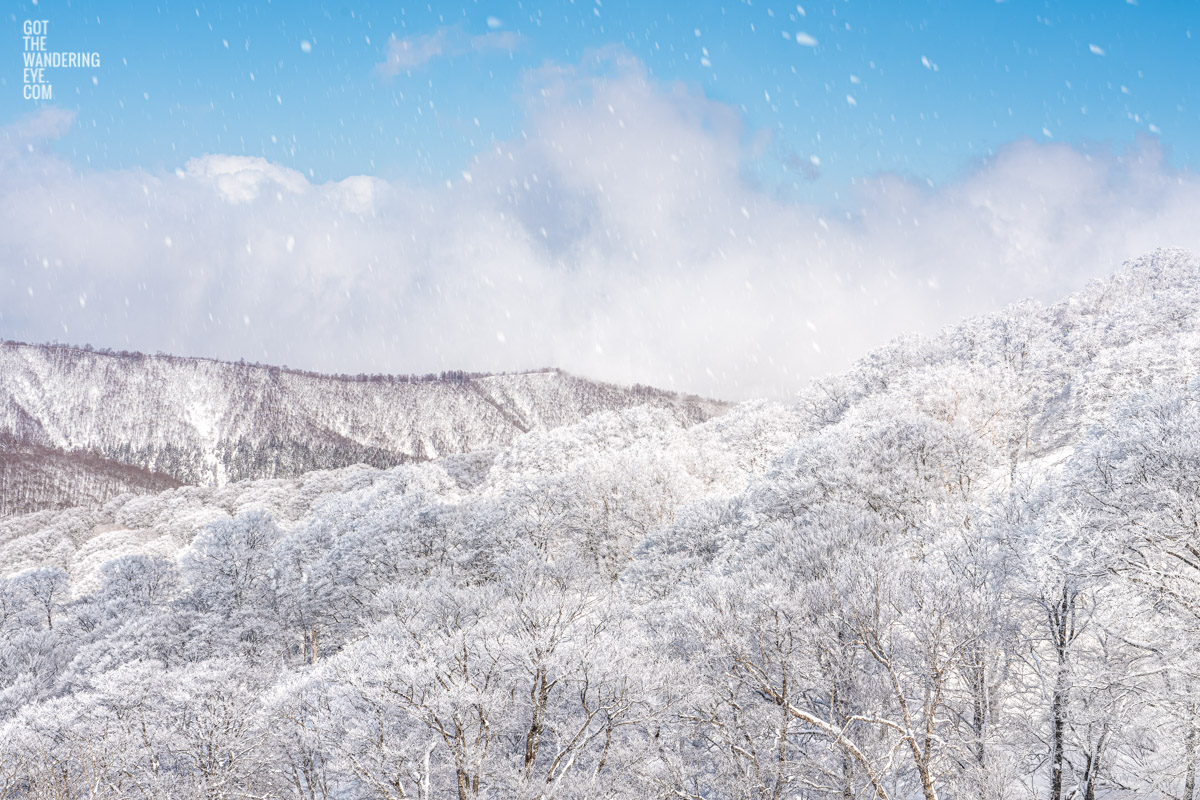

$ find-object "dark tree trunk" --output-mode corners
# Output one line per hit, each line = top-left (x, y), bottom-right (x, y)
(1185, 726), (1197, 800)
(1049, 584), (1074, 800)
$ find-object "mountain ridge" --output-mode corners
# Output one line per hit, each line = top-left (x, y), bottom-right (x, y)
(0, 340), (727, 514)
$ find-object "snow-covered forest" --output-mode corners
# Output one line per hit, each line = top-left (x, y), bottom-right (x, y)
(2, 247), (1200, 799)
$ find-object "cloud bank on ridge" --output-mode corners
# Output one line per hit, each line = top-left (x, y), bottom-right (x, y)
(2, 51), (1198, 400)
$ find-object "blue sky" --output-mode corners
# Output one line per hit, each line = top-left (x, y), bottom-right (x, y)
(2, 1), (1200, 398)
(5, 0), (1194, 197)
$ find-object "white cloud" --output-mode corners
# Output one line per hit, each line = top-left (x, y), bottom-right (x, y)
(376, 26), (520, 76)
(182, 155), (309, 204)
(4, 55), (1200, 401)
(0, 106), (75, 157)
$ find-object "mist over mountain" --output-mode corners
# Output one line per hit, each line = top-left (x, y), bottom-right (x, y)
(1, 248), (1199, 799)
(0, 342), (725, 515)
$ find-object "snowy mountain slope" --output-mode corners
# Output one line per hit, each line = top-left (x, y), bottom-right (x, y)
(3, 249), (1200, 799)
(0, 342), (726, 511)
(795, 247), (1200, 454)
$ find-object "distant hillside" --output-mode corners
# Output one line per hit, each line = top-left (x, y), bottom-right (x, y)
(0, 343), (726, 513)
